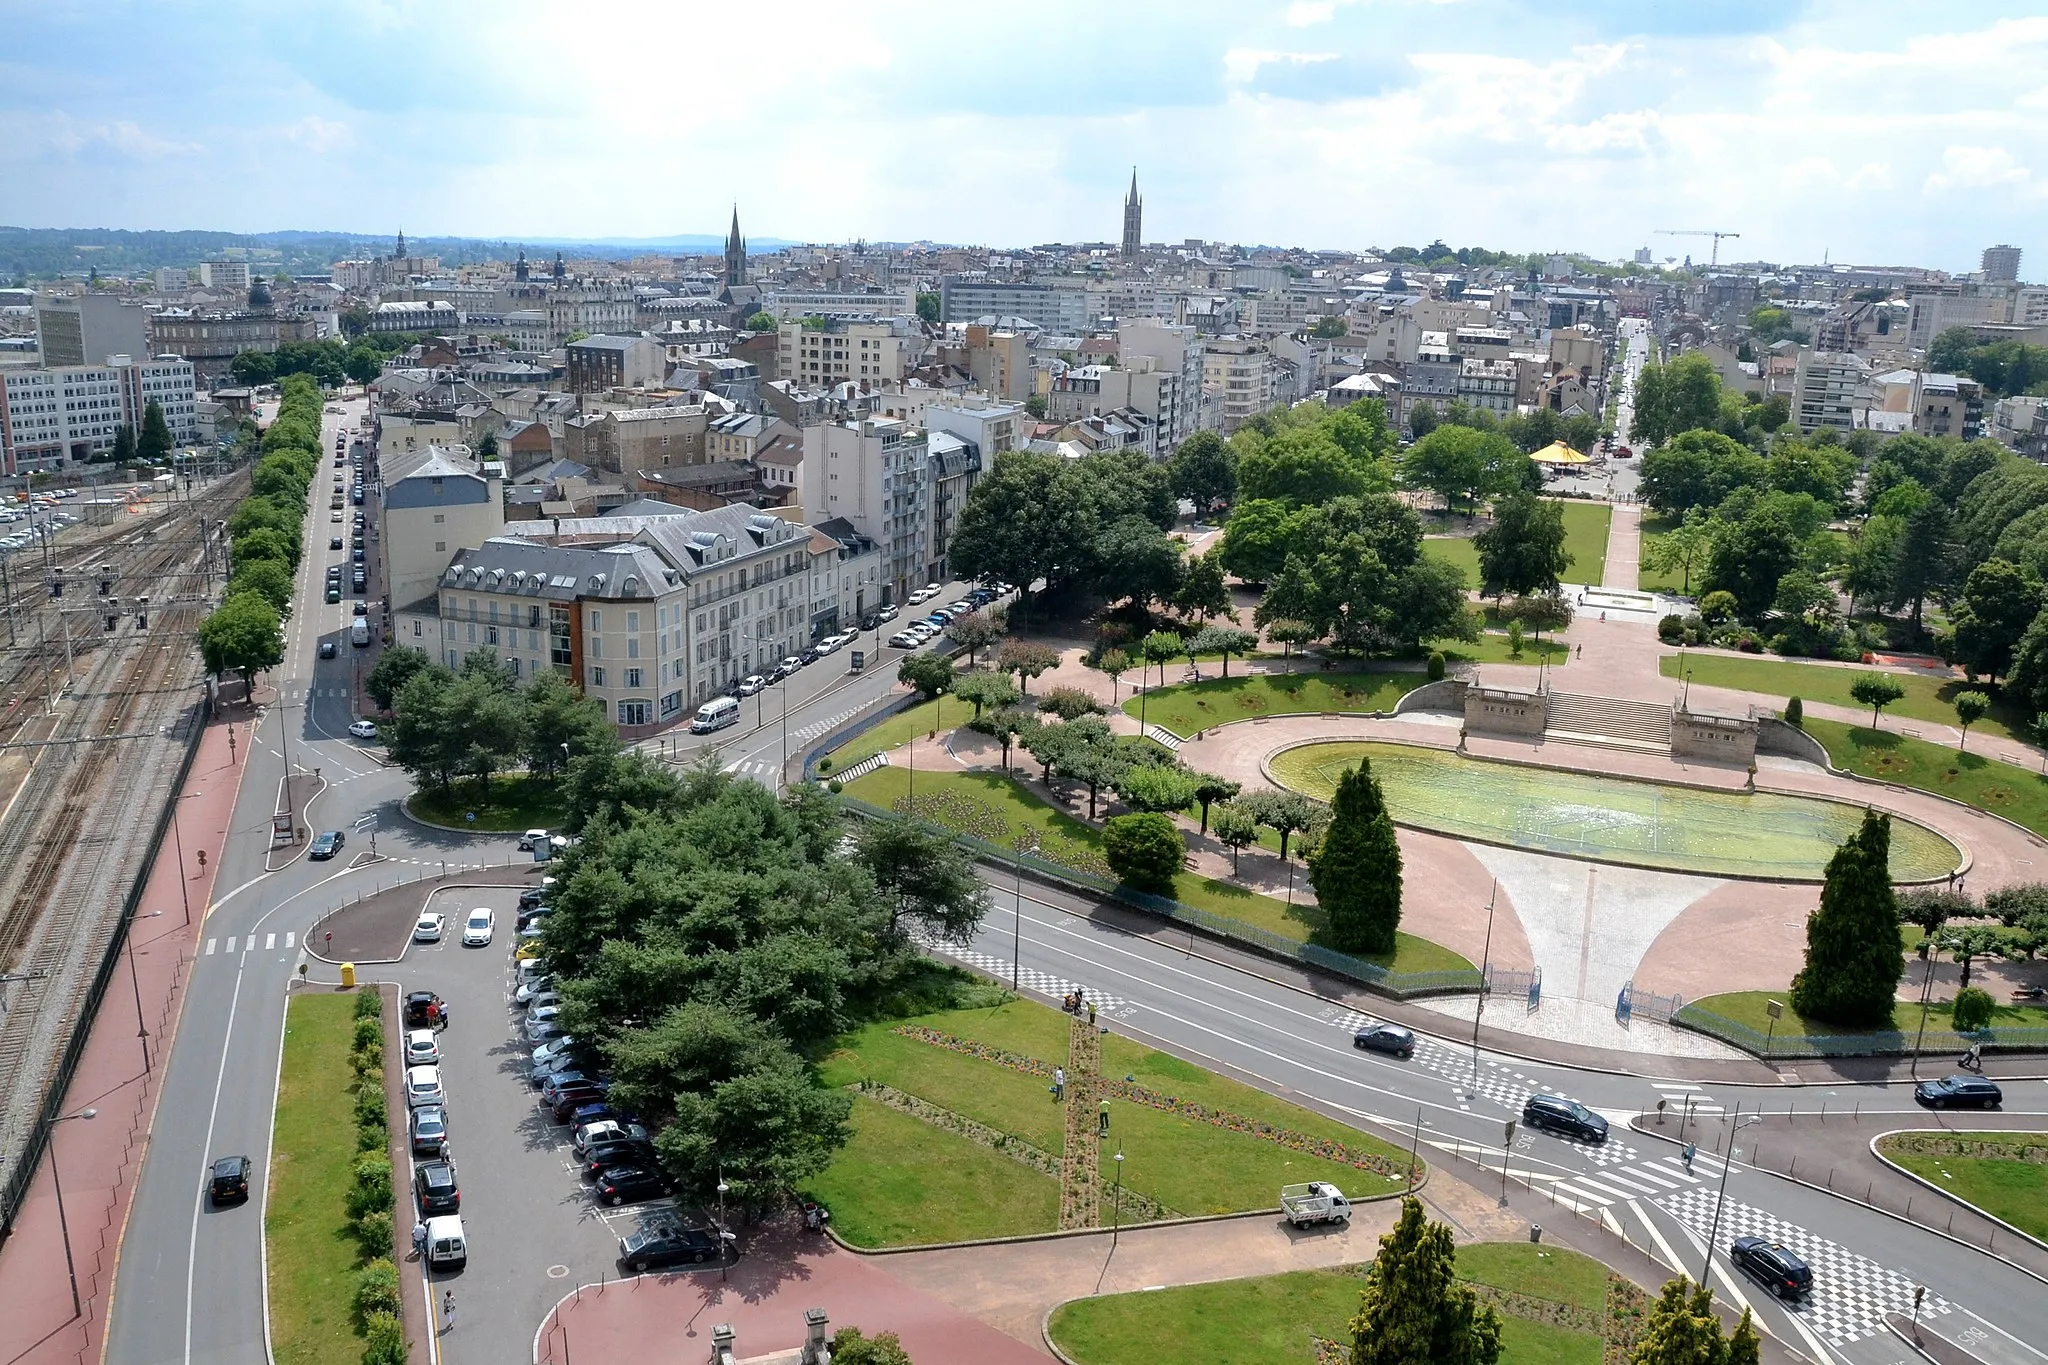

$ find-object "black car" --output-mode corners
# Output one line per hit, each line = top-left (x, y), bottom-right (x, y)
(551, 1086), (609, 1122)
(329, 536), (344, 550)
(319, 640), (337, 659)
(1914, 1074), (2003, 1109)
(1521, 1093), (1609, 1143)
(413, 1159), (460, 1215)
(798, 647), (819, 665)
(618, 1218), (722, 1271)
(209, 1154), (253, 1206)
(402, 991), (444, 1028)
(409, 1104), (449, 1155)
(1730, 1236), (1812, 1300)
(1352, 1023), (1416, 1058)
(581, 1139), (659, 1179)
(308, 830), (344, 860)
(595, 1166), (669, 1207)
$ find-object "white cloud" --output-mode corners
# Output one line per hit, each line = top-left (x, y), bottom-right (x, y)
(1222, 48), (1338, 85)
(281, 116), (353, 154)
(1923, 144), (2035, 195)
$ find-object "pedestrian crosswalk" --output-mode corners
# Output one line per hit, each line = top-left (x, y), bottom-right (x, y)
(792, 704), (868, 743)
(918, 936), (1127, 1016)
(1523, 1150), (1719, 1213)
(203, 931), (295, 956)
(1651, 1081), (1725, 1118)
(723, 758), (780, 781)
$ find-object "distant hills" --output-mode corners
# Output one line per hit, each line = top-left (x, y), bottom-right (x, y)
(0, 226), (798, 280)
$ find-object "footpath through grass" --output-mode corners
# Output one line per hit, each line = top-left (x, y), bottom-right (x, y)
(1804, 717), (2048, 838)
(1048, 1242), (1608, 1365)
(266, 993), (362, 1365)
(1661, 655), (2025, 744)
(406, 772), (567, 832)
(813, 998), (1416, 1245)
(1122, 671), (1429, 740)
(841, 764), (1469, 975)
(1879, 1133), (2048, 1242)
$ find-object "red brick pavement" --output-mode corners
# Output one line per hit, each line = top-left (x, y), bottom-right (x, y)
(0, 715), (242, 1365)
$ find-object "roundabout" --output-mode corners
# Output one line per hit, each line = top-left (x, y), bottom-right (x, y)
(1265, 738), (1964, 883)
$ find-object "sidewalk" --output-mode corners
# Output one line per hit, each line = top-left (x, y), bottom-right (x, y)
(0, 713), (243, 1365)
(1603, 502), (1642, 591)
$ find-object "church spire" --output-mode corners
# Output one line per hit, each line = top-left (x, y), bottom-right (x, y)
(724, 205), (747, 288)
(1121, 168), (1142, 262)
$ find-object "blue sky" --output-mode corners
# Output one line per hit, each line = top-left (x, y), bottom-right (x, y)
(2, 0), (2045, 271)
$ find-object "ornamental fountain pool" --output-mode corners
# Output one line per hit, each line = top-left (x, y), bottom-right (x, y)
(1267, 741), (1962, 883)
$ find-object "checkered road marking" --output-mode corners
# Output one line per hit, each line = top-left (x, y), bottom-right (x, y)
(918, 937), (1127, 1016)
(1658, 1186), (1952, 1345)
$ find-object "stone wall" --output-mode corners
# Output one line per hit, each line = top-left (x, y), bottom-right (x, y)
(1755, 717), (1830, 765)
(1464, 685), (1545, 738)
(1393, 678), (1468, 715)
(1671, 709), (1757, 765)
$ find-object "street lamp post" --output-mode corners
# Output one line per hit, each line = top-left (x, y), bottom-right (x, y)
(1911, 937), (1942, 1077)
(1699, 1108), (1761, 1289)
(716, 1175), (731, 1282)
(43, 1106), (97, 1319)
(126, 911), (162, 1074)
(167, 790), (199, 926)
(1468, 881), (1498, 1098)
(1111, 1149), (1124, 1251)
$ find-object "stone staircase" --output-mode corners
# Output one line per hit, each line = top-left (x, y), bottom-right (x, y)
(1543, 691), (1673, 754)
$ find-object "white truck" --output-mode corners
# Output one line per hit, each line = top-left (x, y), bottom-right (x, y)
(1281, 1181), (1352, 1227)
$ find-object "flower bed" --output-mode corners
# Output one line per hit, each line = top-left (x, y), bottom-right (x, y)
(1601, 1275), (1650, 1365)
(1469, 1283), (1604, 1334)
(851, 1080), (1063, 1179)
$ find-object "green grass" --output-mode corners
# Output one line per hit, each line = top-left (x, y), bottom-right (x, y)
(1048, 1244), (1606, 1365)
(822, 1013), (1069, 1151)
(1805, 717), (2048, 838)
(823, 694), (978, 769)
(1684, 989), (2048, 1040)
(406, 773), (566, 832)
(801, 1097), (1061, 1247)
(1423, 500), (1609, 591)
(266, 993), (365, 1365)
(841, 765), (1470, 975)
(1121, 671), (1430, 740)
(1438, 631), (1571, 666)
(1881, 1134), (2048, 1242)
(1660, 655), (2025, 744)
(1636, 515), (1690, 595)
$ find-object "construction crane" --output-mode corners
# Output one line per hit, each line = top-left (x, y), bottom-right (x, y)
(1655, 229), (1741, 267)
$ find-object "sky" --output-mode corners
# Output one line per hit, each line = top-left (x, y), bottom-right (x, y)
(3, 0), (2046, 272)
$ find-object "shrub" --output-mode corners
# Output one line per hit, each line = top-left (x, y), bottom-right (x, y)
(351, 1258), (401, 1327)
(1036, 686), (1101, 720)
(1700, 590), (1737, 625)
(1952, 986), (1996, 1034)
(817, 756), (833, 774)
(1785, 696), (1803, 728)
(1102, 812), (1184, 894)
(352, 1208), (393, 1261)
(827, 779), (842, 794)
(354, 988), (382, 1021)
(359, 1311), (406, 1365)
(346, 1155), (393, 1219)
(1426, 651), (1445, 681)
(353, 1087), (387, 1131)
(356, 1120), (387, 1153)
(1657, 614), (1685, 644)
(353, 1017), (383, 1051)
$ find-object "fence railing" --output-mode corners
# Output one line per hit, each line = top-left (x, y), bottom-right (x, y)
(841, 794), (1482, 1000)
(1673, 1003), (2048, 1059)
(1619, 980), (1684, 1026)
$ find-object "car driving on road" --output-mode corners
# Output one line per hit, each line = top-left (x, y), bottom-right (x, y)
(1914, 1074), (2002, 1109)
(1730, 1236), (1812, 1300)
(349, 719), (378, 739)
(1520, 1093), (1608, 1143)
(1351, 1022), (1416, 1058)
(308, 829), (344, 860)
(208, 1155), (253, 1206)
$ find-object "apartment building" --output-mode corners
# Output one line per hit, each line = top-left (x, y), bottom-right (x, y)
(806, 518), (882, 640)
(776, 316), (918, 388)
(1456, 358), (1518, 416)
(1115, 320), (1205, 449)
(380, 443), (506, 620)
(760, 289), (917, 320)
(566, 335), (665, 394)
(1913, 372), (1984, 441)
(1791, 348), (1870, 434)
(0, 354), (200, 474)
(1201, 336), (1276, 433)
(582, 405), (710, 481)
(938, 279), (1091, 332)
(800, 417), (931, 604)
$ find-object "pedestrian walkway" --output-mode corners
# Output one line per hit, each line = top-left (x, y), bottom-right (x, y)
(1603, 501), (1642, 591)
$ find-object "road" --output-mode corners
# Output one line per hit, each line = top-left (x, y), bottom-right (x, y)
(101, 381), (2048, 1365)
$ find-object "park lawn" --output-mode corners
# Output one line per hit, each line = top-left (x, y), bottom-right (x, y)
(1556, 499), (1611, 587)
(1123, 671), (1431, 740)
(823, 694), (978, 769)
(1682, 989), (2048, 1040)
(842, 765), (1472, 974)
(1881, 1135), (2048, 1243)
(1438, 630), (1570, 666)
(1636, 515), (1690, 595)
(1048, 1245), (1606, 1365)
(1805, 718), (2048, 839)
(1659, 655), (2025, 745)
(266, 993), (363, 1365)
(821, 1017), (1068, 1151)
(407, 773), (566, 832)
(1423, 535), (1480, 588)
(801, 1097), (1060, 1247)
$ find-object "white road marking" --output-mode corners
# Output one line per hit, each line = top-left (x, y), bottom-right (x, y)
(264, 933), (275, 950)
(225, 936), (236, 953)
(284, 932), (294, 948)
(204, 938), (216, 955)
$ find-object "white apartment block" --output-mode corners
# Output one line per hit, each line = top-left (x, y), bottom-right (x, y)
(1792, 348), (1870, 434)
(800, 417), (932, 605)
(1456, 358), (1517, 416)
(1118, 320), (1205, 448)
(1201, 336), (1277, 433)
(0, 354), (200, 475)
(777, 317), (919, 387)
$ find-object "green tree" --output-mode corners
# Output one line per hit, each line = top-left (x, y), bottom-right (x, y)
(523, 669), (618, 782)
(1849, 674), (1905, 728)
(1139, 630), (1183, 691)
(1102, 812), (1184, 893)
(1213, 803), (1259, 873)
(1310, 760), (1404, 954)
(1218, 498), (1306, 584)
(342, 345), (382, 383)
(1115, 764), (1199, 815)
(1630, 352), (1723, 448)
(227, 558), (295, 617)
(745, 310), (777, 331)
(1312, 315), (1349, 338)
(969, 705), (1029, 773)
(1167, 430), (1237, 514)
(1643, 512), (1717, 596)
(1035, 685), (1101, 720)
(1952, 984), (1996, 1033)
(1639, 430), (1762, 517)
(946, 610), (1005, 665)
(1701, 505), (1803, 621)
(1173, 550), (1231, 623)
(1095, 647), (1130, 705)
(1951, 558), (2040, 682)
(1953, 690), (1990, 751)
(1409, 402), (1439, 440)
(856, 815), (991, 943)
(997, 639), (1060, 697)
(1265, 618), (1316, 656)
(1347, 1197), (1502, 1365)
(1188, 772), (1240, 834)
(108, 423), (137, 465)
(1891, 502), (1958, 628)
(1400, 425), (1521, 515)
(1094, 514), (1184, 609)
(1629, 1278), (1758, 1365)
(1057, 716), (1130, 818)
(197, 592), (284, 690)
(1474, 493), (1571, 600)
(137, 398), (173, 463)
(1941, 925), (2007, 989)
(830, 1327), (915, 1365)
(915, 291), (940, 323)
(1788, 808), (1903, 1028)
(950, 669), (1020, 720)
(1191, 625), (1260, 679)
(364, 646), (434, 713)
(1241, 789), (1323, 861)
(896, 652), (956, 701)
(948, 451), (1097, 597)
(1238, 430), (1370, 507)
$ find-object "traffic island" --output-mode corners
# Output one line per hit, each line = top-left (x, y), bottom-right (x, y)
(307, 864), (539, 963)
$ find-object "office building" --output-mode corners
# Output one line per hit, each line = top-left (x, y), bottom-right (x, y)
(1982, 245), (2023, 284)
(938, 279), (1091, 332)
(34, 293), (150, 368)
(0, 354), (200, 475)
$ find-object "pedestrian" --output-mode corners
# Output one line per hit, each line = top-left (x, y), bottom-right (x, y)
(442, 1290), (455, 1333)
(1053, 1065), (1066, 1102)
(1575, 644), (1582, 659)
(411, 1220), (427, 1261)
(1087, 999), (1097, 1027)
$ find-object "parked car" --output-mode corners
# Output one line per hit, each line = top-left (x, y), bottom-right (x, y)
(308, 829), (344, 860)
(403, 1029), (441, 1066)
(550, 1085), (609, 1122)
(319, 640), (337, 659)
(409, 1104), (449, 1156)
(1914, 1075), (2002, 1109)
(594, 1166), (670, 1207)
(413, 1160), (461, 1216)
(573, 1118), (650, 1158)
(1729, 1236), (1812, 1300)
(618, 1216), (723, 1271)
(518, 828), (549, 851)
(518, 886), (551, 911)
(404, 1064), (446, 1108)
(461, 907), (494, 947)
(349, 719), (378, 740)
(413, 912), (446, 943)
(888, 632), (920, 649)
(541, 1070), (596, 1105)
(876, 605), (898, 623)
(1351, 1023), (1416, 1059)
(737, 674), (765, 696)
(1520, 1093), (1608, 1143)
(515, 975), (552, 1006)
(526, 1004), (565, 1041)
(907, 587), (936, 605)
(208, 1154), (253, 1206)
(402, 991), (445, 1028)
(581, 1139), (660, 1180)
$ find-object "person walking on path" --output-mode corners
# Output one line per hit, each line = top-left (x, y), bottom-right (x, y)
(411, 1220), (426, 1261)
(1087, 999), (1098, 1028)
(1053, 1065), (1066, 1102)
(442, 1290), (455, 1333)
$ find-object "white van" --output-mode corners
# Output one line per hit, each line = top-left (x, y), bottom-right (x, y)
(349, 619), (370, 648)
(425, 1214), (467, 1268)
(690, 696), (740, 734)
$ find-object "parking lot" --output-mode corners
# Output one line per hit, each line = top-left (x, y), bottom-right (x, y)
(393, 882), (723, 1364)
